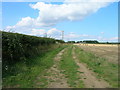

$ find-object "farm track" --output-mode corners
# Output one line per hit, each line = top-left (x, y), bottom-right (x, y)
(35, 45), (115, 88)
(72, 46), (110, 88)
(44, 48), (70, 88)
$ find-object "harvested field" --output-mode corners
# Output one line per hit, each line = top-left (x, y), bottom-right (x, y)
(74, 44), (118, 64)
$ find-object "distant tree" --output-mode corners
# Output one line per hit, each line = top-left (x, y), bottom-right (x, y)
(83, 40), (99, 44)
(67, 41), (76, 43)
(56, 40), (65, 43)
(76, 41), (83, 43)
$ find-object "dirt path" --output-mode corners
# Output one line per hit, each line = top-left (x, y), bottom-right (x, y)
(72, 47), (110, 88)
(46, 48), (70, 88)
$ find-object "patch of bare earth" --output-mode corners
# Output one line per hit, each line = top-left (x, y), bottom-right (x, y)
(45, 48), (70, 88)
(72, 47), (110, 88)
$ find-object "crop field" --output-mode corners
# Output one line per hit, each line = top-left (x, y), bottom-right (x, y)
(74, 43), (119, 64)
(74, 44), (119, 87)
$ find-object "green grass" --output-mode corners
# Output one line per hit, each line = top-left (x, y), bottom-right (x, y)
(74, 46), (118, 88)
(3, 44), (67, 88)
(59, 45), (85, 88)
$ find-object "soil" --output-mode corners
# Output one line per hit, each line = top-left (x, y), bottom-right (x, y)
(46, 48), (70, 88)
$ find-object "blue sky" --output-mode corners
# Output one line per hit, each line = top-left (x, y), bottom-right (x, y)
(2, 1), (118, 42)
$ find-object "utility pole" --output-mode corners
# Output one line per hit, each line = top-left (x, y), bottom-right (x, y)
(44, 33), (47, 38)
(62, 31), (64, 40)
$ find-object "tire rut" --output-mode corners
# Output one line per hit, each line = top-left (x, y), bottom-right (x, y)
(72, 46), (110, 88)
(46, 48), (70, 88)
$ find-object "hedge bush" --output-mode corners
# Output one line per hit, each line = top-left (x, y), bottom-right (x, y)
(2, 31), (57, 77)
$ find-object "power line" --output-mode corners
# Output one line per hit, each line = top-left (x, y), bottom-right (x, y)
(62, 31), (64, 40)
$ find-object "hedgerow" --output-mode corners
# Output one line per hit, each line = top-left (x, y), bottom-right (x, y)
(2, 31), (57, 77)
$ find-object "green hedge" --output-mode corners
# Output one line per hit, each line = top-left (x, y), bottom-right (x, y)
(2, 31), (57, 76)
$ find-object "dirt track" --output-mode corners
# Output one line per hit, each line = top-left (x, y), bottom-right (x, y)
(47, 48), (70, 88)
(46, 46), (111, 88)
(72, 47), (110, 88)
(35, 45), (115, 88)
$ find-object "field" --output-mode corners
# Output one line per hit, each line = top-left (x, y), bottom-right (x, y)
(74, 44), (118, 87)
(2, 32), (119, 88)
(74, 43), (118, 64)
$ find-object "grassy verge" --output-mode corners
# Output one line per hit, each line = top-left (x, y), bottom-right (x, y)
(59, 45), (84, 88)
(74, 46), (118, 88)
(3, 44), (67, 88)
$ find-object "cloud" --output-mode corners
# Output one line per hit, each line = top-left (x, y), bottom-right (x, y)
(5, 24), (118, 41)
(29, 29), (97, 41)
(64, 32), (97, 41)
(16, 17), (34, 27)
(2, 0), (119, 2)
(28, 28), (62, 39)
(31, 29), (46, 36)
(64, 32), (119, 41)
(47, 28), (61, 37)
(4, 0), (118, 42)
(5, 0), (112, 32)
(100, 32), (105, 34)
(95, 36), (119, 41)
(29, 1), (110, 26)
(109, 37), (119, 40)
(5, 25), (118, 42)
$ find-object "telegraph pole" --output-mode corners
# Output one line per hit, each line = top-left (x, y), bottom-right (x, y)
(62, 31), (64, 40)
(44, 33), (47, 38)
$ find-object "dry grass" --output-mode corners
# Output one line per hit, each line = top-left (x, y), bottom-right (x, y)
(74, 43), (119, 47)
(74, 45), (118, 87)
(74, 44), (118, 64)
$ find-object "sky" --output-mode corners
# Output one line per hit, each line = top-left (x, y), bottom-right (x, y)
(2, 0), (119, 42)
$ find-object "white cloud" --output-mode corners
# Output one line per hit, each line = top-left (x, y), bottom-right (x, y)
(2, 0), (119, 2)
(94, 36), (119, 41)
(65, 32), (80, 39)
(5, 25), (118, 42)
(47, 28), (61, 36)
(64, 32), (119, 42)
(109, 37), (119, 40)
(64, 32), (96, 41)
(5, 0), (112, 32)
(64, 0), (119, 3)
(29, 1), (110, 26)
(100, 32), (105, 34)
(28, 28), (62, 39)
(31, 29), (46, 36)
(16, 17), (34, 27)
(27, 28), (96, 40)
(4, 0), (118, 42)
